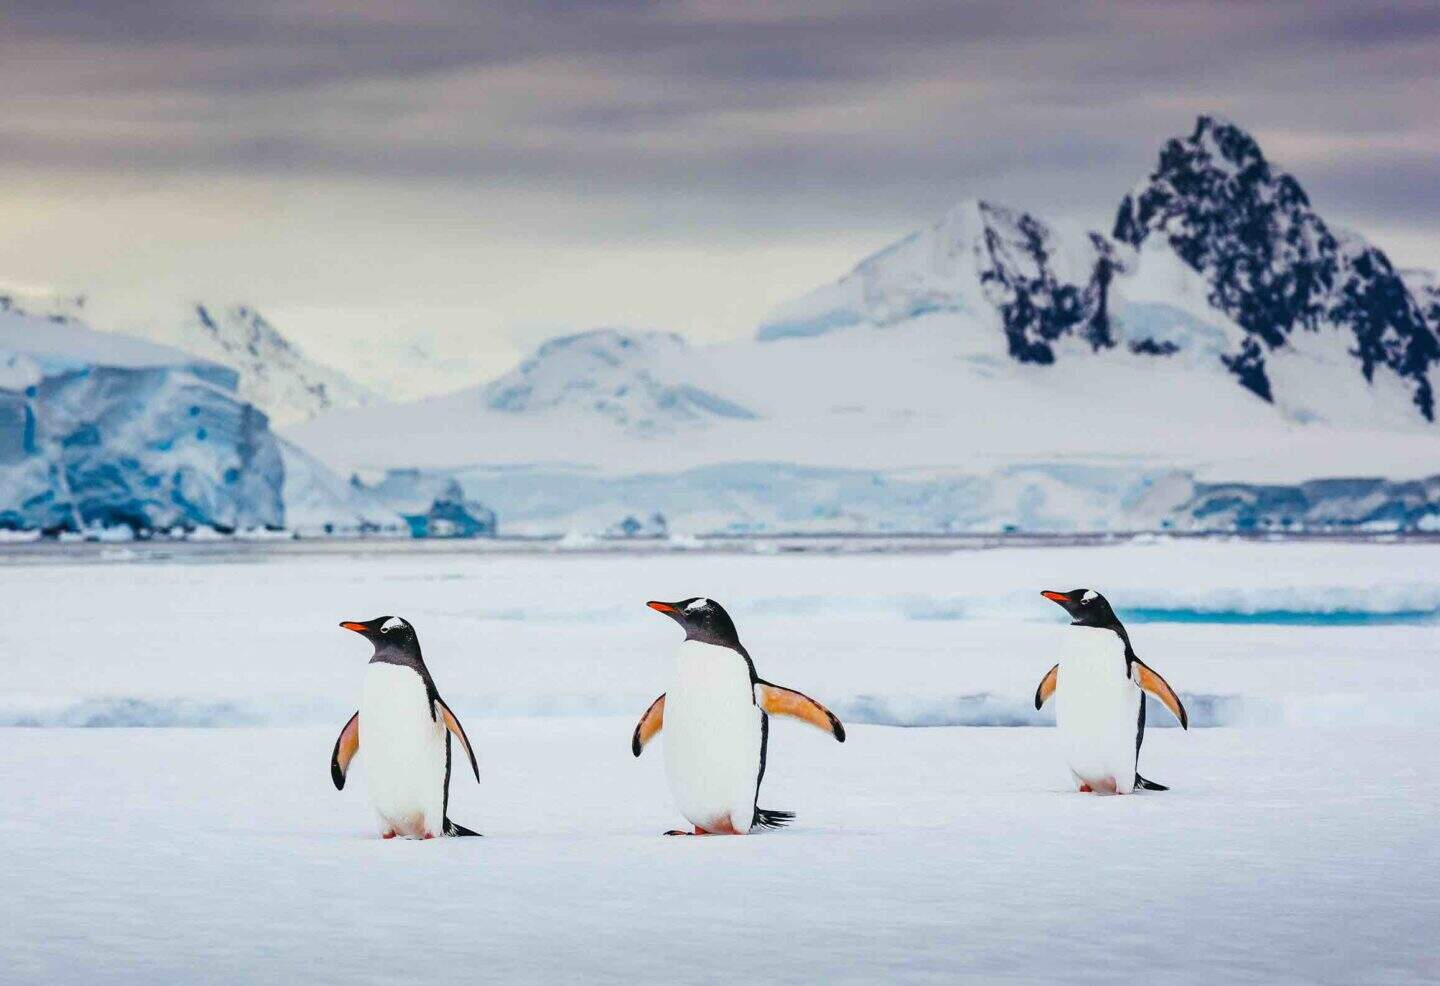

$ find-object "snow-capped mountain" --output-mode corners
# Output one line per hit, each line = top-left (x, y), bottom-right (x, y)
(0, 289), (376, 426)
(765, 117), (1440, 429)
(1114, 115), (1438, 420)
(170, 303), (378, 426)
(1403, 269), (1440, 336)
(760, 199), (1123, 364)
(287, 115), (1440, 534)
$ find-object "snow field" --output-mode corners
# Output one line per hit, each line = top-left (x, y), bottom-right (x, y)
(1, 720), (1436, 983)
(1, 540), (1437, 981)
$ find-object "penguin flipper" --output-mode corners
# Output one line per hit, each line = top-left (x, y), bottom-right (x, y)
(1130, 659), (1188, 729)
(631, 693), (665, 756)
(1034, 664), (1059, 710)
(435, 698), (480, 782)
(1134, 775), (1170, 791)
(755, 682), (845, 741)
(330, 711), (360, 790)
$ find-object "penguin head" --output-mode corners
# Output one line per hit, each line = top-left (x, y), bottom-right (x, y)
(1041, 588), (1119, 628)
(339, 615), (419, 652)
(646, 597), (742, 649)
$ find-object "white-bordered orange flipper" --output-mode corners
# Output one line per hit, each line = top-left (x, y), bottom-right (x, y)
(1034, 664), (1059, 710)
(631, 693), (665, 756)
(1131, 659), (1188, 729)
(435, 698), (480, 781)
(330, 711), (360, 790)
(755, 682), (845, 741)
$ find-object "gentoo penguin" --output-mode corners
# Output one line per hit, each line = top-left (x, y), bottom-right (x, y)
(329, 616), (481, 838)
(632, 597), (845, 835)
(1033, 589), (1188, 794)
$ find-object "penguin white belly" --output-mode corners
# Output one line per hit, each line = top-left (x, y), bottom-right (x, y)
(1055, 627), (1141, 794)
(662, 641), (763, 834)
(360, 663), (447, 837)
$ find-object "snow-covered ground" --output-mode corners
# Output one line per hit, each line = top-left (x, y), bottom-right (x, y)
(3, 722), (1437, 983)
(1, 541), (1437, 982)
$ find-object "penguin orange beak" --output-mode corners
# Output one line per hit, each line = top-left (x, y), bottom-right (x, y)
(646, 601), (678, 614)
(1041, 591), (1071, 604)
(339, 621), (369, 633)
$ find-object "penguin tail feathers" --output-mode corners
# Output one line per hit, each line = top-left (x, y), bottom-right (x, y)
(1134, 774), (1170, 792)
(752, 808), (795, 830)
(444, 818), (483, 837)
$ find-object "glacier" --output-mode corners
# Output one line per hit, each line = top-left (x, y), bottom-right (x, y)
(0, 309), (395, 535)
(0, 310), (284, 532)
(435, 461), (1440, 536)
(352, 468), (496, 537)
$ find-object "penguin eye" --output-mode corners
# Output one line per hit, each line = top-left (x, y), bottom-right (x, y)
(380, 626), (390, 633)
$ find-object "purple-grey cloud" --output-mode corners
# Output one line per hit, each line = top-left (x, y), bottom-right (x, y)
(0, 0), (1434, 262)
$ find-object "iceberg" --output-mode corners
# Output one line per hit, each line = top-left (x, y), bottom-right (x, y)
(0, 310), (285, 532)
(0, 309), (396, 535)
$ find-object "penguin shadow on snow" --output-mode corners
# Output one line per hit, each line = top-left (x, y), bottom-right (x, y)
(1033, 589), (1189, 796)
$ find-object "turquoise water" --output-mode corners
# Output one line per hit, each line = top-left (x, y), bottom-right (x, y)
(1124, 608), (1440, 626)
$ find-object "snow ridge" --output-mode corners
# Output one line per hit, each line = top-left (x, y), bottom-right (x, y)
(184, 304), (378, 426)
(481, 329), (756, 434)
(758, 198), (1119, 358)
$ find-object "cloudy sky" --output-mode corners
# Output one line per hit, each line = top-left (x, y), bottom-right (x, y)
(1, 0), (1436, 393)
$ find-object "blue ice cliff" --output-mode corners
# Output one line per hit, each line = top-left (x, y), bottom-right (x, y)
(0, 307), (396, 534)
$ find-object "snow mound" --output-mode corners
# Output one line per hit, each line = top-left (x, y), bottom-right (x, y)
(482, 329), (756, 432)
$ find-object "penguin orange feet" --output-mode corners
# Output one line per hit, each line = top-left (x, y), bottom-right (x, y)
(1078, 784), (1092, 793)
(665, 826), (712, 836)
